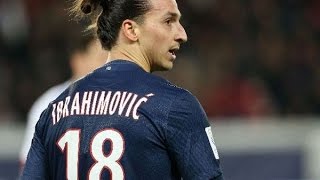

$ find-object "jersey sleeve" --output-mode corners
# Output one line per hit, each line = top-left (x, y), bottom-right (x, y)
(20, 82), (69, 164)
(166, 91), (224, 180)
(21, 109), (49, 179)
(19, 95), (49, 164)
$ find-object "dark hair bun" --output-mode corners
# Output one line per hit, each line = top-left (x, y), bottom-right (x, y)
(80, 0), (99, 14)
(81, 3), (92, 14)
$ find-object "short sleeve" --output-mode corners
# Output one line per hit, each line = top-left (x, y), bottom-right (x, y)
(20, 81), (70, 163)
(166, 91), (224, 179)
(21, 109), (49, 179)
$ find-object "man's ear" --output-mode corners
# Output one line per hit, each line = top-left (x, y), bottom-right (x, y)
(122, 19), (139, 41)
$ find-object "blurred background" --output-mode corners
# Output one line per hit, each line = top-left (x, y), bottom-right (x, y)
(0, 0), (320, 179)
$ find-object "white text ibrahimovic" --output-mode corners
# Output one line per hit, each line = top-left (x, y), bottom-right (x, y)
(51, 91), (154, 125)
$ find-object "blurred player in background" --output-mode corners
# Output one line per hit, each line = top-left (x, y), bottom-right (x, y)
(19, 37), (107, 166)
(21, 0), (224, 179)
(19, 5), (108, 168)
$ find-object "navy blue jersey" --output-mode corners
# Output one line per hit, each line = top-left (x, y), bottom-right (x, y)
(22, 60), (224, 180)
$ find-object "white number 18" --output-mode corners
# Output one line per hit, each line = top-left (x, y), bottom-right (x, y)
(57, 128), (125, 179)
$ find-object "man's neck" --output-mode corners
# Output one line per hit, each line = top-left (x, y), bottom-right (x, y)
(107, 45), (151, 72)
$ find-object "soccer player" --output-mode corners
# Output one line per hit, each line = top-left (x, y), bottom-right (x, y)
(21, 0), (224, 179)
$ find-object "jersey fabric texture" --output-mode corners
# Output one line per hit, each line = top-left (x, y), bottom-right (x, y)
(22, 60), (224, 180)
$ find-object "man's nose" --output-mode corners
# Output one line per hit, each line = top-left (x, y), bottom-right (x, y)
(176, 23), (188, 44)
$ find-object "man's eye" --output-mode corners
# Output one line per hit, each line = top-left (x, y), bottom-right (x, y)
(166, 19), (172, 25)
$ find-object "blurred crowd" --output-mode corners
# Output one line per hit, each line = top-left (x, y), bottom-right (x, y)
(0, 0), (319, 123)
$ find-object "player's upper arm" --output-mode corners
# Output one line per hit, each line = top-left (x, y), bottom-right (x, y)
(166, 91), (224, 179)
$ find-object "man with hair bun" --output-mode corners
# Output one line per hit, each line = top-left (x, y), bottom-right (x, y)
(21, 0), (224, 179)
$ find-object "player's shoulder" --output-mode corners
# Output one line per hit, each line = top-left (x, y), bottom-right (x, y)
(148, 75), (203, 115)
(147, 73), (193, 97)
(165, 81), (198, 105)
(156, 78), (203, 113)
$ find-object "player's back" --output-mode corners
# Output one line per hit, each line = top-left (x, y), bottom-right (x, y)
(37, 60), (191, 179)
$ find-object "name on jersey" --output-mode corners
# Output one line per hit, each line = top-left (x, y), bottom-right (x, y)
(51, 91), (154, 125)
